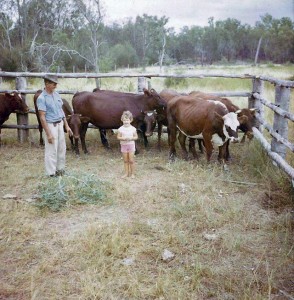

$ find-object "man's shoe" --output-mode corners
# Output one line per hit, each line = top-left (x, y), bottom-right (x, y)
(56, 170), (65, 176)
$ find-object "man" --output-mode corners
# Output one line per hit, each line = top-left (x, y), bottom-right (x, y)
(37, 74), (72, 177)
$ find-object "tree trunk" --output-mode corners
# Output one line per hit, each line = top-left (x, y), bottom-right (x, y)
(254, 37), (262, 65)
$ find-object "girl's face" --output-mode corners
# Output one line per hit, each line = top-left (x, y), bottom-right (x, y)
(122, 116), (131, 126)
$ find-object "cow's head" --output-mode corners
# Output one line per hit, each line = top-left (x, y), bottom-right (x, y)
(143, 110), (157, 137)
(143, 88), (167, 111)
(222, 112), (240, 143)
(236, 108), (257, 140)
(67, 114), (90, 139)
(7, 93), (29, 114)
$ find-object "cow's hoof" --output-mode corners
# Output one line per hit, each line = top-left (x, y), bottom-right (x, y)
(223, 164), (229, 172)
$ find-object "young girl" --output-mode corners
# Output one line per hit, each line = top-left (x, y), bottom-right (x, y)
(117, 111), (138, 178)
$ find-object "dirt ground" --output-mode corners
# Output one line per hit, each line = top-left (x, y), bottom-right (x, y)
(0, 129), (293, 299)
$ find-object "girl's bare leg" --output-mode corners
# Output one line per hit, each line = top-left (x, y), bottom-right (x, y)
(122, 152), (129, 178)
(129, 152), (135, 178)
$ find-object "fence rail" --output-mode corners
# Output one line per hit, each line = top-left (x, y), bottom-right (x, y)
(0, 71), (293, 183)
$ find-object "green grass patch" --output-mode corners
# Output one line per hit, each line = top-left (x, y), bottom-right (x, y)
(34, 171), (112, 212)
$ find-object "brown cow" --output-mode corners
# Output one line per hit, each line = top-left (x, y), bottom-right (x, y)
(0, 92), (29, 145)
(72, 88), (166, 154)
(143, 89), (192, 150)
(189, 91), (257, 141)
(167, 94), (247, 168)
(188, 91), (257, 158)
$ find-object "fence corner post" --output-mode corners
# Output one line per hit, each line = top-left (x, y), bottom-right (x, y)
(249, 78), (264, 131)
(271, 86), (291, 159)
(16, 77), (29, 143)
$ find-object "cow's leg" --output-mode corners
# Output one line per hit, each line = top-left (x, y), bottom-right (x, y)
(74, 138), (80, 156)
(0, 128), (1, 146)
(143, 135), (148, 148)
(157, 122), (162, 151)
(69, 135), (74, 151)
(80, 122), (89, 154)
(39, 125), (44, 146)
(203, 135), (213, 162)
(99, 129), (110, 149)
(218, 143), (229, 171)
(197, 139), (204, 153)
(168, 122), (177, 161)
(189, 138), (198, 160)
(225, 140), (231, 161)
(178, 132), (189, 160)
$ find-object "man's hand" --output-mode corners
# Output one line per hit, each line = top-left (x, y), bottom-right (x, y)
(47, 135), (54, 144)
(67, 127), (73, 137)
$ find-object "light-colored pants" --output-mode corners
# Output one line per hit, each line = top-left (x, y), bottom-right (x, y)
(44, 121), (66, 176)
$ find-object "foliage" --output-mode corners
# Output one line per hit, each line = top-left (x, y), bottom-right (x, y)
(0, 0), (293, 72)
(34, 171), (112, 212)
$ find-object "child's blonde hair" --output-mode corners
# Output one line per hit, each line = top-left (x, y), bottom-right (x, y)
(121, 110), (133, 122)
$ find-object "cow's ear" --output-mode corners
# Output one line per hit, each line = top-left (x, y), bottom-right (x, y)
(250, 108), (258, 115)
(143, 88), (151, 96)
(238, 115), (248, 125)
(212, 112), (224, 129)
(235, 109), (242, 116)
(80, 116), (91, 123)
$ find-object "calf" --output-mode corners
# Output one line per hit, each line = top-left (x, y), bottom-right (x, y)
(0, 93), (29, 145)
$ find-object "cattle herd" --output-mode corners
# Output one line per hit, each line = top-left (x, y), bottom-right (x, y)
(1, 88), (257, 168)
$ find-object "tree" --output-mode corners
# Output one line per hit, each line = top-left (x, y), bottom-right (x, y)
(73, 0), (105, 86)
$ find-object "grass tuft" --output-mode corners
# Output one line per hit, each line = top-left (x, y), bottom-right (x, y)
(34, 171), (112, 212)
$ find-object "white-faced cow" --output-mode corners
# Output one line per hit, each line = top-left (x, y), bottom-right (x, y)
(188, 91), (258, 159)
(0, 93), (29, 145)
(72, 88), (166, 154)
(167, 94), (247, 169)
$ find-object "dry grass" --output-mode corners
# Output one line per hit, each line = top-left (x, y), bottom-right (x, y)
(0, 130), (293, 299)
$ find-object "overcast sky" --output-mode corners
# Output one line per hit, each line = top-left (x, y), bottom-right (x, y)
(103, 0), (294, 31)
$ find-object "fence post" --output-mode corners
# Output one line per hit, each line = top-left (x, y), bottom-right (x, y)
(16, 77), (29, 143)
(249, 78), (264, 131)
(271, 86), (291, 159)
(137, 77), (146, 94)
(148, 81), (152, 90)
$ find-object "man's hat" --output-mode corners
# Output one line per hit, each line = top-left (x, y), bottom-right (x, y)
(44, 74), (59, 84)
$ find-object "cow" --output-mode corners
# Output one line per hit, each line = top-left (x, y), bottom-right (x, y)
(72, 88), (166, 154)
(188, 91), (257, 158)
(142, 89), (191, 150)
(33, 90), (90, 154)
(0, 92), (30, 146)
(189, 91), (257, 142)
(167, 94), (247, 169)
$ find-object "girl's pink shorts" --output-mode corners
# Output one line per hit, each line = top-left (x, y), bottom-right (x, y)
(121, 143), (136, 153)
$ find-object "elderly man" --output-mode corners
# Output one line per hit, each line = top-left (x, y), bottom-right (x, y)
(37, 74), (72, 177)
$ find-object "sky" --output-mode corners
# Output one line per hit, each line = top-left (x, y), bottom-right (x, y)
(103, 0), (294, 31)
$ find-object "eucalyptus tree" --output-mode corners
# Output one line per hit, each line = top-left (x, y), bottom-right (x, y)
(73, 0), (105, 86)
(133, 14), (168, 67)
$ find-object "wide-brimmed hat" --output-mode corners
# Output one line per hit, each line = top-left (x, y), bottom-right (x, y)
(44, 74), (59, 84)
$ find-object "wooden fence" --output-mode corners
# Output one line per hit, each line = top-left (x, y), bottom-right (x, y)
(0, 71), (293, 183)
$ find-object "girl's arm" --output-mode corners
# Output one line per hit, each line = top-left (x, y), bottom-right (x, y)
(117, 131), (127, 141)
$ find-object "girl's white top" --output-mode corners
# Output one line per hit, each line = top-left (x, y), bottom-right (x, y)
(118, 125), (136, 145)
